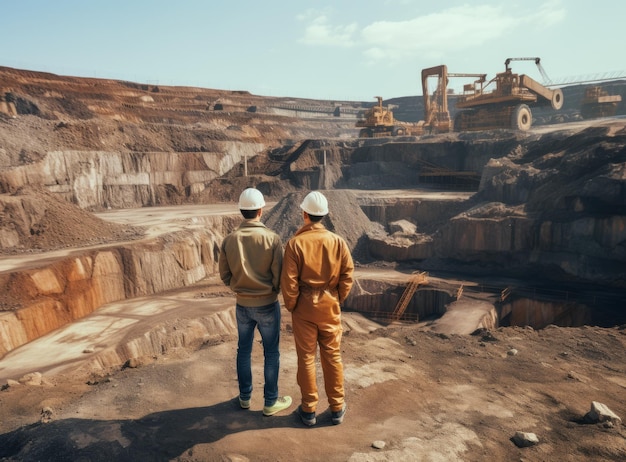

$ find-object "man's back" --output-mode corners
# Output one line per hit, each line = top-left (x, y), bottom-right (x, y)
(282, 221), (354, 311)
(220, 220), (283, 307)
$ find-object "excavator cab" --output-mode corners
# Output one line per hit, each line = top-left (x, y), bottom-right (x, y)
(356, 96), (413, 137)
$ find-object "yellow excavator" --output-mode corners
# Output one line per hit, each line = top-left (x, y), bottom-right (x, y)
(356, 96), (423, 137)
(421, 65), (487, 134)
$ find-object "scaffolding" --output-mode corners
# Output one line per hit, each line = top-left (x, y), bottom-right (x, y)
(392, 272), (429, 320)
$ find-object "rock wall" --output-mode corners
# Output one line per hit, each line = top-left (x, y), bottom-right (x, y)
(439, 214), (535, 256)
(0, 219), (227, 358)
(360, 197), (467, 231)
(0, 142), (264, 210)
(358, 128), (626, 289)
(368, 198), (626, 286)
(83, 307), (237, 374)
(499, 298), (592, 328)
(348, 136), (522, 182)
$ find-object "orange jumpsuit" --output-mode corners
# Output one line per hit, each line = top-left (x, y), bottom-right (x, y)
(280, 222), (354, 413)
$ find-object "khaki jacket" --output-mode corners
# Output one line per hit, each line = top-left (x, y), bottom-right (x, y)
(281, 222), (354, 318)
(219, 220), (283, 307)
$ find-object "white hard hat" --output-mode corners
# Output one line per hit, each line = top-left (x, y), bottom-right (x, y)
(238, 188), (265, 210)
(300, 191), (329, 216)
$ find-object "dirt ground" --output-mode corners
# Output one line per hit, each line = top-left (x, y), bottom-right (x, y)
(0, 164), (624, 461)
(0, 200), (625, 461)
(1, 294), (626, 461)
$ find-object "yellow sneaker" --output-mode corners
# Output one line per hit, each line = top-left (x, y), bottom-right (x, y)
(262, 396), (292, 416)
(239, 397), (250, 409)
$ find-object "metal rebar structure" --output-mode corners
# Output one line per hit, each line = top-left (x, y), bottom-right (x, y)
(392, 272), (428, 320)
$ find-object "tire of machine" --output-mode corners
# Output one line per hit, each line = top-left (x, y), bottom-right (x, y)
(551, 88), (564, 110)
(392, 126), (405, 136)
(511, 104), (532, 131)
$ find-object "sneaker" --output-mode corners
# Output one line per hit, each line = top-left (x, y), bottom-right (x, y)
(239, 397), (250, 409)
(263, 396), (292, 416)
(331, 403), (346, 425)
(298, 405), (316, 427)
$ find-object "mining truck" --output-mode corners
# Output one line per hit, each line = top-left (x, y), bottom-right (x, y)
(453, 58), (564, 131)
(580, 85), (622, 119)
(356, 96), (423, 137)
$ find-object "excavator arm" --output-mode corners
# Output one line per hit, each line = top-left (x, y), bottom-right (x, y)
(504, 57), (551, 83)
(504, 57), (562, 109)
(421, 65), (487, 133)
(421, 65), (451, 131)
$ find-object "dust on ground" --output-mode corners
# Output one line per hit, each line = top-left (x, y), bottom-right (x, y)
(1, 297), (625, 461)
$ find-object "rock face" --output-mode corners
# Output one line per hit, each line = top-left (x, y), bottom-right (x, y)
(0, 224), (227, 357)
(0, 146), (266, 210)
(355, 127), (626, 290)
(454, 127), (626, 286)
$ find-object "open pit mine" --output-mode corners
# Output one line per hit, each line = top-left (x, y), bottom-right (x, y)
(0, 66), (625, 461)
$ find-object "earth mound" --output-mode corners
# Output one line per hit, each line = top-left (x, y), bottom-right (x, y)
(262, 190), (383, 261)
(0, 187), (144, 254)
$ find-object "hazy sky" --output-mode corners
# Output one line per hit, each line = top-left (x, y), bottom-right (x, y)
(2, 0), (624, 101)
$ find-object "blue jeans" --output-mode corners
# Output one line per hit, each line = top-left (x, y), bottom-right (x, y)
(236, 301), (281, 407)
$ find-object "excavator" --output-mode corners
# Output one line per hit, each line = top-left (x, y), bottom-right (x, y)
(356, 96), (423, 137)
(453, 57), (563, 131)
(421, 65), (486, 134)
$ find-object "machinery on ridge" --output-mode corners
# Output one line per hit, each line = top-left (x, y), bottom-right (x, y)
(357, 57), (565, 137)
(421, 65), (487, 134)
(453, 57), (563, 131)
(356, 96), (423, 137)
(580, 86), (622, 119)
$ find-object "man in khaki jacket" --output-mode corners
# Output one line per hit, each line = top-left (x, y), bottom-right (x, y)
(280, 191), (354, 426)
(219, 188), (291, 417)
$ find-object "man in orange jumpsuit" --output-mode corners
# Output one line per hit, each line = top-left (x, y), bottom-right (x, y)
(280, 191), (354, 426)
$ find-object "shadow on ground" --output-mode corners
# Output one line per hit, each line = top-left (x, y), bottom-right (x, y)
(0, 397), (309, 461)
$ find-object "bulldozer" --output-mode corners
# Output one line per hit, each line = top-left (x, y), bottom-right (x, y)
(356, 96), (423, 137)
(453, 57), (564, 131)
(580, 86), (622, 119)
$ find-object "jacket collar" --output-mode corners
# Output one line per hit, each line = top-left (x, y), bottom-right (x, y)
(239, 220), (267, 229)
(295, 221), (325, 236)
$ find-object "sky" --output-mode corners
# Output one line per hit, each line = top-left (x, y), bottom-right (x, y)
(2, 0), (625, 101)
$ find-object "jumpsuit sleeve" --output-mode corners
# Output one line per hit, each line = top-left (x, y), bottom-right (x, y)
(337, 240), (354, 304)
(218, 241), (231, 287)
(280, 241), (300, 312)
